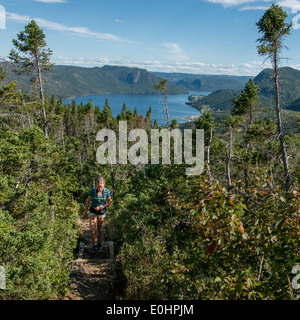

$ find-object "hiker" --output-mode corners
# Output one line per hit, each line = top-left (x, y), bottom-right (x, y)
(83, 177), (112, 253)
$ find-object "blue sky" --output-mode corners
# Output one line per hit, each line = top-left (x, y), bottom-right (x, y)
(0, 0), (300, 76)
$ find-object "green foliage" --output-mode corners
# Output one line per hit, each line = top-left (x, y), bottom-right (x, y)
(195, 112), (216, 142)
(0, 205), (79, 299)
(8, 20), (53, 79)
(232, 78), (260, 125)
(182, 177), (300, 299)
(0, 125), (80, 299)
(256, 4), (291, 58)
(113, 172), (300, 300)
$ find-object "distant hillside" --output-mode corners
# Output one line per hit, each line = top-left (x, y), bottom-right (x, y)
(188, 67), (300, 113)
(254, 67), (300, 109)
(287, 97), (300, 111)
(2, 64), (188, 99)
(187, 89), (241, 113)
(152, 72), (251, 92)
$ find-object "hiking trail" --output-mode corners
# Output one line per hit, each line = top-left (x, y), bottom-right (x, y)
(66, 219), (118, 300)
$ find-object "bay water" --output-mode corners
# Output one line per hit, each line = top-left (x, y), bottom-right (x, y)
(64, 91), (210, 125)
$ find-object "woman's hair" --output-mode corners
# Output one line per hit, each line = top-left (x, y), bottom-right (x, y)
(96, 177), (106, 185)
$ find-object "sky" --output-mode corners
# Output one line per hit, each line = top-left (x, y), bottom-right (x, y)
(0, 0), (300, 76)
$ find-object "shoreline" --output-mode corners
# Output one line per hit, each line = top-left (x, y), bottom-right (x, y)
(62, 92), (204, 124)
(178, 115), (201, 122)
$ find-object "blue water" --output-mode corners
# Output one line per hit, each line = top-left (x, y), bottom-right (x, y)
(63, 91), (210, 125)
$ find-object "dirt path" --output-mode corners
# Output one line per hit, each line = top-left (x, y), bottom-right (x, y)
(66, 219), (118, 300)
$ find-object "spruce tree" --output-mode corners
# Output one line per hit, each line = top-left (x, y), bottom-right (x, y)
(154, 78), (169, 129)
(9, 20), (53, 138)
(232, 78), (260, 126)
(256, 4), (293, 191)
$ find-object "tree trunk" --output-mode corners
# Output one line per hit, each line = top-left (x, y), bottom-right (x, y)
(273, 52), (293, 191)
(165, 91), (170, 129)
(35, 52), (48, 138)
(207, 127), (213, 182)
(249, 105), (253, 126)
(226, 126), (233, 188)
(244, 141), (251, 189)
(110, 162), (115, 197)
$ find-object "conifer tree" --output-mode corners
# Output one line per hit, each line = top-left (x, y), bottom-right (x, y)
(195, 112), (215, 181)
(256, 4), (293, 191)
(154, 78), (169, 129)
(121, 103), (127, 118)
(232, 78), (260, 187)
(232, 78), (259, 126)
(9, 20), (53, 138)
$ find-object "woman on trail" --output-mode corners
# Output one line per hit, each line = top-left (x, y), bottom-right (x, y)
(84, 177), (112, 253)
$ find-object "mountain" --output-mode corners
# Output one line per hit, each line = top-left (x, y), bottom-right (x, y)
(287, 97), (300, 111)
(187, 89), (241, 113)
(188, 67), (300, 113)
(152, 72), (251, 92)
(254, 67), (300, 109)
(2, 64), (188, 99)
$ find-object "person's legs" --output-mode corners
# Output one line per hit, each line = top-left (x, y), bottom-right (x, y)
(89, 214), (98, 246)
(97, 217), (105, 247)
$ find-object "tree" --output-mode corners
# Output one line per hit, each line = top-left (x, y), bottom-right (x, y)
(9, 20), (53, 138)
(232, 79), (260, 188)
(171, 119), (178, 129)
(256, 4), (293, 191)
(0, 66), (25, 128)
(195, 112), (216, 181)
(223, 116), (241, 188)
(102, 102), (112, 126)
(145, 105), (152, 129)
(121, 103), (127, 118)
(232, 78), (260, 126)
(154, 78), (170, 129)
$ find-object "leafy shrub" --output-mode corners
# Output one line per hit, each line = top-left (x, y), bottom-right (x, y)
(113, 171), (300, 300)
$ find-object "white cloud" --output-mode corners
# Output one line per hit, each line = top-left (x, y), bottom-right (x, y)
(162, 42), (187, 61)
(239, 5), (270, 10)
(204, 0), (272, 7)
(206, 0), (300, 9)
(163, 42), (181, 53)
(5, 12), (30, 24)
(277, 0), (300, 9)
(53, 56), (288, 76)
(115, 19), (124, 23)
(6, 12), (123, 41)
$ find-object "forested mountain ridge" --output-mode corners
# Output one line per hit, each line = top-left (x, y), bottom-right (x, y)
(254, 67), (300, 111)
(188, 67), (300, 113)
(153, 71), (251, 92)
(1, 63), (188, 99)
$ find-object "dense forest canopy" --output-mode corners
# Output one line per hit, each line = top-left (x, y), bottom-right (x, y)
(1, 5), (300, 300)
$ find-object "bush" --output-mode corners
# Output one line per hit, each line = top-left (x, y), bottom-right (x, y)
(0, 126), (81, 300)
(113, 172), (300, 300)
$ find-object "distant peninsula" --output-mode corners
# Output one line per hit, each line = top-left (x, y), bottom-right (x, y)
(186, 67), (300, 113)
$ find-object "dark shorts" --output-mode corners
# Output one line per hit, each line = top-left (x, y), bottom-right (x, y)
(89, 206), (106, 218)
